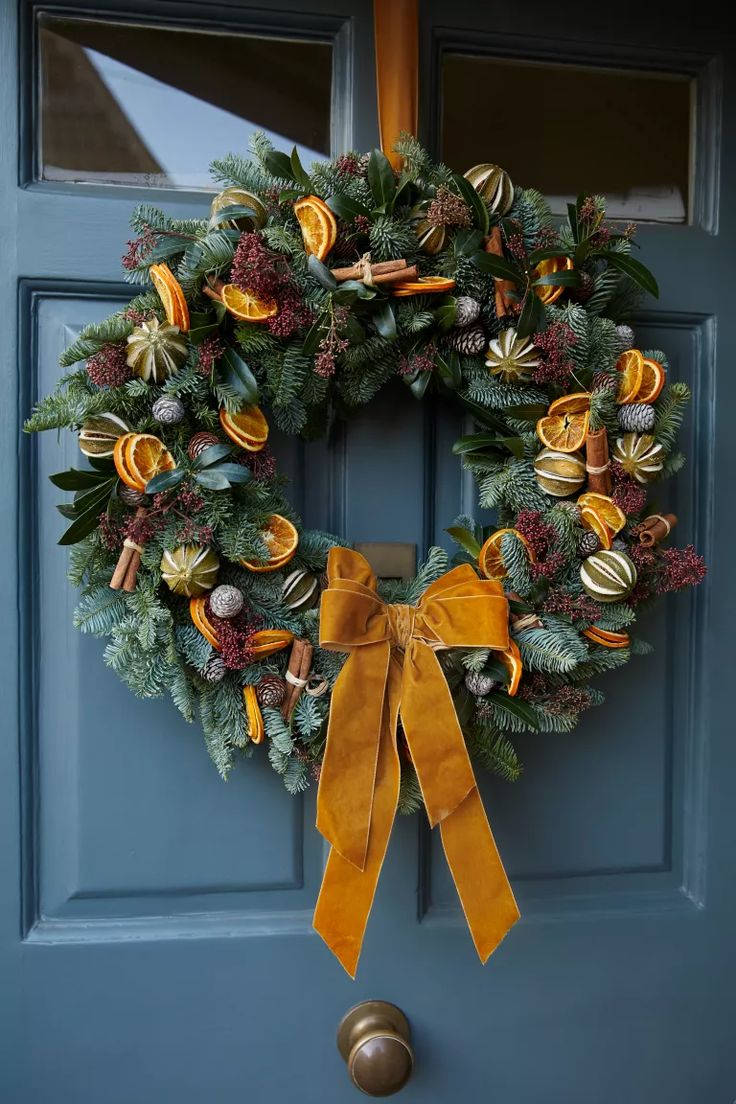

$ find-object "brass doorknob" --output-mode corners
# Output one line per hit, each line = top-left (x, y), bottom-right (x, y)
(337, 1001), (413, 1097)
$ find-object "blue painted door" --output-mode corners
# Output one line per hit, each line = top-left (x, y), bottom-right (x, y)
(2, 1), (733, 1101)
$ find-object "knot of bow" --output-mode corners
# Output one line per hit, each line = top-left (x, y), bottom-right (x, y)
(313, 547), (520, 977)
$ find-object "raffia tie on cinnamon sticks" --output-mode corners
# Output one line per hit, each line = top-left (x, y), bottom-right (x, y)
(485, 227), (517, 318)
(110, 507), (147, 593)
(282, 638), (313, 720)
(637, 513), (677, 547)
(330, 256), (416, 287)
(506, 591), (543, 632)
(585, 428), (612, 495)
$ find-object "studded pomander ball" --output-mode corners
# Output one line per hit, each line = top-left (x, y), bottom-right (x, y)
(152, 395), (186, 425)
(449, 324), (486, 356)
(209, 584), (244, 619)
(465, 671), (497, 697)
(580, 550), (637, 603)
(454, 296), (481, 328)
(201, 655), (226, 683)
(256, 674), (287, 708)
(618, 403), (656, 433)
(187, 431), (220, 460)
(282, 570), (319, 612)
(160, 544), (219, 597)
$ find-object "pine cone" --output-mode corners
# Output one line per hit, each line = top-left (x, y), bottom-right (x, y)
(256, 674), (287, 708)
(202, 655), (226, 683)
(618, 403), (656, 433)
(454, 296), (481, 328)
(615, 324), (635, 352)
(465, 671), (497, 697)
(187, 431), (220, 460)
(449, 324), (486, 356)
(209, 584), (244, 619)
(152, 395), (185, 425)
(119, 484), (147, 507)
(578, 530), (601, 557)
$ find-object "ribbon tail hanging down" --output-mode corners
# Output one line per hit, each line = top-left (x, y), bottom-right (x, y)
(373, 0), (419, 168)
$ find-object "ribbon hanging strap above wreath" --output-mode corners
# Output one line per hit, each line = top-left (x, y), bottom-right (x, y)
(373, 0), (419, 168)
(313, 546), (520, 977)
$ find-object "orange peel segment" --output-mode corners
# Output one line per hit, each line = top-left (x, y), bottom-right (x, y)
(635, 357), (666, 403)
(220, 284), (278, 323)
(478, 528), (536, 580)
(580, 506), (613, 550)
(113, 432), (143, 490)
(219, 405), (269, 451)
(577, 493), (626, 535)
(499, 639), (523, 696)
(294, 195), (338, 261)
(583, 626), (630, 649)
(615, 348), (645, 404)
(391, 276), (456, 297)
(123, 433), (176, 491)
(250, 629), (294, 657)
(547, 391), (591, 416)
(149, 263), (190, 332)
(190, 596), (221, 650)
(533, 256), (574, 305)
(240, 514), (299, 573)
(243, 685), (265, 743)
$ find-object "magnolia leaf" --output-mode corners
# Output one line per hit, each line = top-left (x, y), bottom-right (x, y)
(213, 463), (252, 483)
(145, 468), (184, 494)
(218, 347), (259, 403)
(367, 148), (396, 211)
(598, 251), (660, 298)
(264, 149), (296, 182)
(451, 173), (489, 235)
(372, 301), (397, 339)
(516, 291), (545, 338)
(471, 251), (523, 285)
(50, 468), (108, 491)
(194, 469), (231, 491)
(489, 691), (540, 728)
(446, 526), (482, 558)
(289, 147), (311, 189)
(192, 443), (232, 469)
(327, 194), (372, 222)
(307, 254), (337, 291)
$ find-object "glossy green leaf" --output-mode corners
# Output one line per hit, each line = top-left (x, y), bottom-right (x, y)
(192, 443), (232, 469)
(290, 147), (311, 189)
(307, 254), (337, 291)
(451, 173), (489, 235)
(327, 193), (372, 222)
(219, 346), (259, 403)
(302, 314), (326, 355)
(145, 468), (184, 494)
(49, 468), (108, 491)
(57, 482), (115, 545)
(457, 397), (510, 433)
(372, 301), (397, 340)
(488, 691), (540, 728)
(407, 371), (431, 399)
(213, 463), (252, 483)
(194, 469), (231, 491)
(516, 291), (545, 339)
(532, 270), (580, 288)
(504, 403), (548, 422)
(367, 148), (396, 211)
(264, 149), (296, 182)
(208, 204), (257, 227)
(435, 351), (462, 390)
(452, 433), (524, 458)
(446, 526), (482, 558)
(471, 251), (523, 285)
(433, 300), (458, 332)
(598, 251), (660, 298)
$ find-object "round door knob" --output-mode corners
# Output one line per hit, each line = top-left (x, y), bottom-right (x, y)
(337, 1000), (413, 1097)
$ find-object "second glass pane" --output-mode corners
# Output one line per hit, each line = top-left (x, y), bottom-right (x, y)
(39, 16), (333, 189)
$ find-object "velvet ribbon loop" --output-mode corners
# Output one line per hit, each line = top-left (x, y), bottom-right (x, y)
(313, 547), (520, 977)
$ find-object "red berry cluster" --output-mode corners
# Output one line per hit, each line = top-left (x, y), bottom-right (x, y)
(207, 602), (263, 670)
(86, 343), (131, 388)
(531, 322), (577, 386)
(230, 232), (312, 338)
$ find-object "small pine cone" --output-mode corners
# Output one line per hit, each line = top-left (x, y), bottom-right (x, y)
(449, 324), (486, 356)
(209, 584), (244, 619)
(202, 655), (226, 683)
(256, 674), (287, 708)
(615, 324), (636, 352)
(152, 395), (186, 425)
(465, 671), (497, 697)
(454, 295), (481, 328)
(187, 431), (220, 460)
(578, 530), (601, 557)
(119, 484), (147, 507)
(618, 403), (656, 433)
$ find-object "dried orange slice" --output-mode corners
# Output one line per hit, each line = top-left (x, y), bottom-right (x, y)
(243, 685), (265, 743)
(190, 596), (221, 650)
(577, 493), (626, 535)
(220, 284), (278, 323)
(250, 629), (294, 657)
(615, 348), (644, 404)
(113, 432), (143, 490)
(240, 514), (299, 573)
(583, 626), (630, 649)
(123, 433), (176, 491)
(547, 392), (591, 416)
(219, 405), (269, 452)
(580, 506), (613, 550)
(533, 256), (573, 305)
(149, 263), (190, 332)
(478, 528), (536, 579)
(294, 195), (338, 261)
(391, 276), (456, 297)
(499, 639), (522, 697)
(635, 357), (666, 403)
(536, 410), (590, 452)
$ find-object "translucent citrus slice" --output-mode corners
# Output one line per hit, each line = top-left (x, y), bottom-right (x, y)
(124, 433), (176, 490)
(293, 195), (338, 261)
(583, 626), (630, 649)
(243, 685), (264, 743)
(190, 596), (220, 650)
(547, 391), (591, 416)
(635, 357), (666, 403)
(577, 493), (626, 535)
(615, 348), (644, 404)
(149, 263), (190, 332)
(220, 284), (278, 323)
(533, 256), (574, 305)
(391, 276), (457, 297)
(249, 629), (295, 656)
(219, 405), (269, 451)
(240, 514), (299, 573)
(536, 410), (590, 452)
(499, 639), (522, 696)
(113, 432), (143, 490)
(478, 528), (535, 579)
(580, 506), (613, 550)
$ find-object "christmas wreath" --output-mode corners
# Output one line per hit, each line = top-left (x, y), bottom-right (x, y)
(26, 135), (705, 972)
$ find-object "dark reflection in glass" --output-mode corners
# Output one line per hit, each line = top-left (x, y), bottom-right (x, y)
(39, 16), (333, 189)
(442, 54), (692, 223)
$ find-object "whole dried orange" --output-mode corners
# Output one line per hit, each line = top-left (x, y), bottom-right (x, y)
(499, 639), (523, 696)
(635, 357), (666, 403)
(149, 263), (190, 332)
(123, 433), (176, 491)
(577, 493), (626, 535)
(190, 596), (220, 650)
(294, 195), (337, 261)
(219, 405), (269, 451)
(243, 685), (265, 743)
(536, 410), (590, 452)
(220, 284), (277, 323)
(615, 348), (645, 404)
(533, 256), (573, 304)
(478, 528), (535, 579)
(240, 514), (299, 573)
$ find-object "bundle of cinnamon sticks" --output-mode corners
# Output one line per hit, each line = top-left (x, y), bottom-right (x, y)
(282, 638), (313, 720)
(109, 507), (147, 592)
(330, 257), (417, 287)
(485, 228), (517, 318)
(637, 513), (677, 547)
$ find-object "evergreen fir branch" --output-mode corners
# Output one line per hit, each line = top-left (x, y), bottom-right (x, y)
(293, 694), (326, 740)
(282, 756), (309, 794)
(661, 451), (686, 477)
(175, 621), (213, 670)
(594, 603), (636, 631)
(168, 663), (196, 722)
(547, 505), (580, 561)
(654, 381), (691, 452)
(509, 187), (554, 249)
(462, 648), (490, 673)
(58, 315), (134, 368)
(209, 151), (270, 193)
(468, 723), (523, 781)
(397, 762), (424, 814)
(177, 230), (235, 296)
(381, 546), (450, 605)
(515, 615), (588, 673)
(629, 637), (654, 655)
(501, 532), (534, 597)
(199, 684), (236, 778)
(569, 646), (631, 680)
(272, 398), (308, 434)
(73, 585), (127, 635)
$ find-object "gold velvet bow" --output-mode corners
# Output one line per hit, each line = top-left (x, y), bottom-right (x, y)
(313, 547), (520, 976)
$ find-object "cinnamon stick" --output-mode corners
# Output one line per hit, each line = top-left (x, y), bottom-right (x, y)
(585, 428), (612, 495)
(506, 591), (542, 631)
(485, 227), (516, 318)
(282, 639), (313, 720)
(110, 508), (147, 591)
(331, 258), (408, 281)
(637, 513), (677, 547)
(202, 277), (226, 302)
(370, 265), (418, 287)
(122, 550), (142, 593)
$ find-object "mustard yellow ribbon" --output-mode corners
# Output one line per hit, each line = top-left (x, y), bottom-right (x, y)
(373, 0), (419, 169)
(313, 547), (520, 977)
